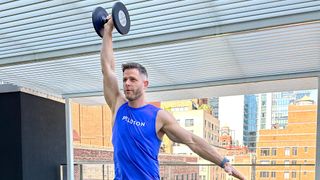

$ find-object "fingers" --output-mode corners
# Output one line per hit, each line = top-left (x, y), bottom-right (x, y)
(103, 15), (114, 36)
(107, 15), (113, 24)
(106, 15), (112, 21)
(224, 165), (233, 175)
(104, 15), (114, 28)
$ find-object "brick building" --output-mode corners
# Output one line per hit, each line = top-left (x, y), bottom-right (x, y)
(256, 97), (317, 179)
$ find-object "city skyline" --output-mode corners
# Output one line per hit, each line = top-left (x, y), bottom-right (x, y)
(69, 89), (318, 180)
(217, 89), (317, 147)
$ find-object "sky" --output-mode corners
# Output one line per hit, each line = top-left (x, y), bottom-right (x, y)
(218, 95), (244, 145)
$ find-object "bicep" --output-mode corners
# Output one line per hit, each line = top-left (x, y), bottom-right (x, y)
(161, 111), (193, 144)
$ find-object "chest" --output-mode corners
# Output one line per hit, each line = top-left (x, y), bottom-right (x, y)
(114, 111), (155, 136)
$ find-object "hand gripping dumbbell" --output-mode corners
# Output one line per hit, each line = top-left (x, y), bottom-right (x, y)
(92, 2), (130, 38)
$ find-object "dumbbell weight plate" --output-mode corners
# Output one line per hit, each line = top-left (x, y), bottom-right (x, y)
(112, 2), (130, 35)
(92, 7), (108, 38)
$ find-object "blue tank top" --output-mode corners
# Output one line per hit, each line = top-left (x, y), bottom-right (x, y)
(112, 102), (161, 179)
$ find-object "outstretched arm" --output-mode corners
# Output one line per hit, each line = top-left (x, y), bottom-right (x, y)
(158, 110), (246, 180)
(100, 16), (125, 114)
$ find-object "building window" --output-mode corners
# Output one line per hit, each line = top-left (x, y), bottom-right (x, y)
(285, 147), (290, 156)
(172, 107), (188, 111)
(271, 172), (276, 178)
(292, 147), (297, 155)
(284, 172), (290, 179)
(195, 173), (198, 179)
(173, 142), (180, 146)
(292, 160), (297, 164)
(271, 148), (277, 156)
(271, 160), (276, 165)
(284, 160), (290, 166)
(260, 171), (269, 178)
(304, 147), (308, 152)
(261, 148), (270, 156)
(292, 171), (297, 178)
(260, 160), (269, 164)
(185, 119), (194, 127)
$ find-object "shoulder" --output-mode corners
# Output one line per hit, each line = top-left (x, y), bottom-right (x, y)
(157, 109), (176, 125)
(156, 110), (178, 135)
(113, 98), (127, 114)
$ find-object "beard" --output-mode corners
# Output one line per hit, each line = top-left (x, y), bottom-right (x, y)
(125, 89), (143, 101)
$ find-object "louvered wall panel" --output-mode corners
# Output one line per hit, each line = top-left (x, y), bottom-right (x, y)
(0, 0), (319, 62)
(0, 21), (319, 97)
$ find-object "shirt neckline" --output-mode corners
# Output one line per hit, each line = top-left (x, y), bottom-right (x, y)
(125, 102), (150, 110)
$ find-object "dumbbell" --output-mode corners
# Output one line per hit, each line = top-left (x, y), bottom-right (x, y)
(92, 2), (130, 38)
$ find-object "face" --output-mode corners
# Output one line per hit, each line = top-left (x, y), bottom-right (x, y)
(123, 68), (148, 101)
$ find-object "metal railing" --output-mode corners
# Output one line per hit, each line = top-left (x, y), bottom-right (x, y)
(60, 163), (316, 180)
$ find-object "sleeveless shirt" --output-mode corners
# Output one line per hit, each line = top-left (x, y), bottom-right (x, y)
(112, 102), (161, 179)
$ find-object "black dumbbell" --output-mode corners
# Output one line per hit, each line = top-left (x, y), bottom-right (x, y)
(92, 2), (130, 38)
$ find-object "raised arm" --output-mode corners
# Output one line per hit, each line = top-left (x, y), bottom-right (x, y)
(158, 110), (246, 180)
(100, 16), (125, 114)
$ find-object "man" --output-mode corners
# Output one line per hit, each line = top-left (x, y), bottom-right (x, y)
(100, 15), (246, 180)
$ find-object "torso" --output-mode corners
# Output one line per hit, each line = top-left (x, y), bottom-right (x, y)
(112, 102), (162, 179)
(113, 99), (165, 140)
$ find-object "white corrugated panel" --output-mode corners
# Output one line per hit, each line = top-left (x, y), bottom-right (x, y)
(0, 21), (319, 98)
(0, 0), (319, 64)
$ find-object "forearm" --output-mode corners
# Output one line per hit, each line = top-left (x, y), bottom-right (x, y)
(188, 135), (224, 165)
(100, 33), (115, 72)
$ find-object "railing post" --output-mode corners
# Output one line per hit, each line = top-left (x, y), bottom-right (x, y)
(102, 164), (105, 180)
(65, 98), (74, 180)
(316, 76), (320, 180)
(107, 165), (109, 179)
(251, 155), (256, 180)
(60, 165), (64, 180)
(80, 164), (83, 180)
(299, 164), (301, 180)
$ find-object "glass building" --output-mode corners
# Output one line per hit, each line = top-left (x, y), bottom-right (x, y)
(243, 95), (258, 152)
(209, 97), (219, 119)
(271, 90), (314, 128)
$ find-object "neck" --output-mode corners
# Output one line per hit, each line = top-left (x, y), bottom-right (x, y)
(127, 96), (146, 108)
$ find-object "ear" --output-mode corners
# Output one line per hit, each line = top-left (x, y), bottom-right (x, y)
(143, 80), (149, 89)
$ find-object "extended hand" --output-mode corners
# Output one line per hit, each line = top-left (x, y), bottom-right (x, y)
(224, 163), (246, 180)
(223, 162), (233, 175)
